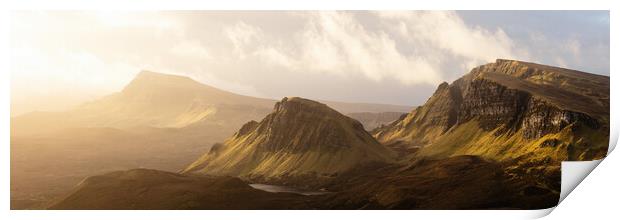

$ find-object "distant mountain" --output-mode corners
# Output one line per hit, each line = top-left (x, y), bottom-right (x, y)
(347, 112), (406, 130)
(183, 97), (396, 182)
(12, 71), (413, 136)
(77, 71), (276, 128)
(11, 71), (274, 136)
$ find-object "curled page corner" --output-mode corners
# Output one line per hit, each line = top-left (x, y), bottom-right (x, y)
(543, 131), (616, 216)
(559, 159), (603, 203)
(529, 207), (556, 219)
(529, 159), (605, 218)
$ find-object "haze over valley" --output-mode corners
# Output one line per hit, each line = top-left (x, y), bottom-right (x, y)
(10, 71), (409, 209)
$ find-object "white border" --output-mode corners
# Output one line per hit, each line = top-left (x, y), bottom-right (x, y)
(1, 0), (616, 219)
(1, 0), (616, 10)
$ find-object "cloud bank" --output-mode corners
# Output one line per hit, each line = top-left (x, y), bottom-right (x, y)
(10, 11), (609, 115)
(221, 11), (527, 86)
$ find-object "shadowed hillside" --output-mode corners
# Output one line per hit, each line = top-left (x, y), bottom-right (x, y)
(49, 169), (314, 210)
(50, 156), (556, 210)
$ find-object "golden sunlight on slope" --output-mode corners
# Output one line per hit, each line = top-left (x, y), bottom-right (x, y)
(184, 97), (396, 181)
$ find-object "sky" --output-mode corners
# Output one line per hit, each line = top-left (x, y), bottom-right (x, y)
(10, 11), (610, 115)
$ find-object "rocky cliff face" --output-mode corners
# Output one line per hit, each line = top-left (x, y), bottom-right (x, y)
(374, 59), (609, 162)
(184, 97), (396, 181)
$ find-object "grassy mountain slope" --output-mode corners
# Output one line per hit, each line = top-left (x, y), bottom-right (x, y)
(184, 97), (396, 181)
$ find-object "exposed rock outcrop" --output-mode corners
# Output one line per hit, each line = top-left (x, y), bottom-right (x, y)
(183, 97), (396, 182)
(374, 59), (609, 162)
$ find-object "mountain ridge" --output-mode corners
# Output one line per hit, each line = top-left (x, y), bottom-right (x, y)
(372, 59), (609, 195)
(374, 59), (608, 161)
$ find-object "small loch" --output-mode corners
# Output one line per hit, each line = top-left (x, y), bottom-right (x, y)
(249, 184), (329, 196)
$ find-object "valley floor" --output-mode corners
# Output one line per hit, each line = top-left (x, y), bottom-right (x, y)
(47, 155), (559, 210)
